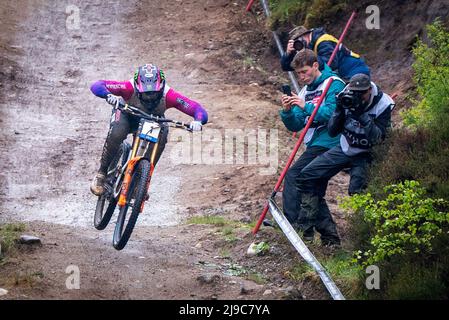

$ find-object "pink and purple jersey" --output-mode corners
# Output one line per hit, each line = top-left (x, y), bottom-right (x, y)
(90, 79), (208, 124)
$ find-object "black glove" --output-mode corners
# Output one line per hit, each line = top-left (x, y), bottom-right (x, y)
(347, 109), (371, 127)
(335, 99), (344, 112)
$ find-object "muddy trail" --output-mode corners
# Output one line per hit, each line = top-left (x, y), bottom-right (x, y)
(0, 0), (349, 300)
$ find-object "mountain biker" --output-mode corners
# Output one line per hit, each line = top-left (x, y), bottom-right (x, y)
(89, 64), (208, 196)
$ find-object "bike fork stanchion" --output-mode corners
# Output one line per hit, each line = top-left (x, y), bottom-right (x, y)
(253, 78), (335, 235)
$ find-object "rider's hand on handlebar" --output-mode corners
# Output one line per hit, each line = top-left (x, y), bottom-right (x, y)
(189, 120), (202, 132)
(106, 94), (125, 108)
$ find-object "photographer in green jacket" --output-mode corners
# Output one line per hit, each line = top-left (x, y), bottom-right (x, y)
(278, 49), (345, 245)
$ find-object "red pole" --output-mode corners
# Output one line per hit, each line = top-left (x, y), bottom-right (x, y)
(246, 0), (256, 12)
(252, 78), (335, 234)
(327, 11), (356, 67)
(292, 11), (356, 139)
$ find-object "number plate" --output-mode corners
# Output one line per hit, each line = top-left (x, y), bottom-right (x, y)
(139, 121), (161, 142)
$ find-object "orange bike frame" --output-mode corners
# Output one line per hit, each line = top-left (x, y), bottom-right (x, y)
(117, 135), (159, 213)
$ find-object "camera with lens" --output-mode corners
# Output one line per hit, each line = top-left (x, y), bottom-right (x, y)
(336, 89), (364, 111)
(293, 38), (307, 51)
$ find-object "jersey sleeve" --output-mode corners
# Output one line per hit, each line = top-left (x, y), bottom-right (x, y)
(90, 80), (135, 101)
(165, 87), (208, 124)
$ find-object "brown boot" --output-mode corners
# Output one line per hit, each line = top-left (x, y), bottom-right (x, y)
(90, 172), (106, 196)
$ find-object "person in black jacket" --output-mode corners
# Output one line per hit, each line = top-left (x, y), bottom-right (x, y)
(281, 26), (370, 81)
(296, 74), (394, 246)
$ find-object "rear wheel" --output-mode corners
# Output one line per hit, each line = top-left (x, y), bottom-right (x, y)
(94, 142), (130, 230)
(113, 159), (151, 250)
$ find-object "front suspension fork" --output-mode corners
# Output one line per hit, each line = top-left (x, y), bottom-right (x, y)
(118, 141), (158, 211)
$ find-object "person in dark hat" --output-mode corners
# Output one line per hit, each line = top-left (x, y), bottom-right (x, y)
(281, 26), (370, 81)
(295, 73), (394, 246)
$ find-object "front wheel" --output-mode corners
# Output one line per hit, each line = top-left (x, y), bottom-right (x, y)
(113, 159), (152, 250)
(94, 142), (130, 230)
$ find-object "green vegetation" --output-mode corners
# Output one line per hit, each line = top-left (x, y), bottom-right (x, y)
(219, 247), (231, 259)
(403, 20), (449, 130)
(342, 181), (449, 267)
(187, 215), (253, 229)
(339, 21), (449, 299)
(224, 263), (267, 284)
(369, 20), (449, 199)
(13, 270), (44, 288)
(0, 223), (25, 262)
(222, 226), (239, 243)
(269, 0), (347, 28)
(253, 241), (271, 255)
(187, 215), (229, 226)
(187, 215), (254, 243)
(286, 251), (362, 298)
(246, 271), (268, 285)
(285, 262), (314, 281)
(320, 251), (364, 298)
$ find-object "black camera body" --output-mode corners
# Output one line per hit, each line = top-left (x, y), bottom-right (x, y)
(293, 39), (307, 51)
(336, 89), (364, 111)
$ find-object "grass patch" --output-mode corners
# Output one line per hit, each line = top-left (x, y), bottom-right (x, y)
(385, 261), (448, 299)
(12, 270), (44, 288)
(220, 226), (241, 243)
(187, 215), (228, 226)
(187, 215), (254, 243)
(223, 262), (267, 284)
(0, 223), (26, 259)
(221, 226), (234, 236)
(219, 247), (231, 259)
(187, 215), (253, 230)
(242, 56), (256, 69)
(320, 250), (364, 298)
(224, 263), (247, 277)
(284, 262), (314, 281)
(284, 250), (363, 298)
(269, 0), (348, 28)
(247, 271), (268, 285)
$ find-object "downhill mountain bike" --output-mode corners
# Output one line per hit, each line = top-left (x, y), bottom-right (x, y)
(94, 102), (192, 250)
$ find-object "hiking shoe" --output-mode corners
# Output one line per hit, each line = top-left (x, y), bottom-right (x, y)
(292, 223), (314, 242)
(263, 218), (275, 227)
(90, 172), (106, 196)
(302, 227), (315, 242)
(303, 234), (314, 243)
(321, 238), (341, 249)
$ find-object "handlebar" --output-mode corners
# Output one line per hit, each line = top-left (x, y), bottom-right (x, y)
(117, 102), (193, 132)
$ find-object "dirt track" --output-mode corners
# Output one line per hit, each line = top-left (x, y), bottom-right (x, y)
(0, 0), (348, 299)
